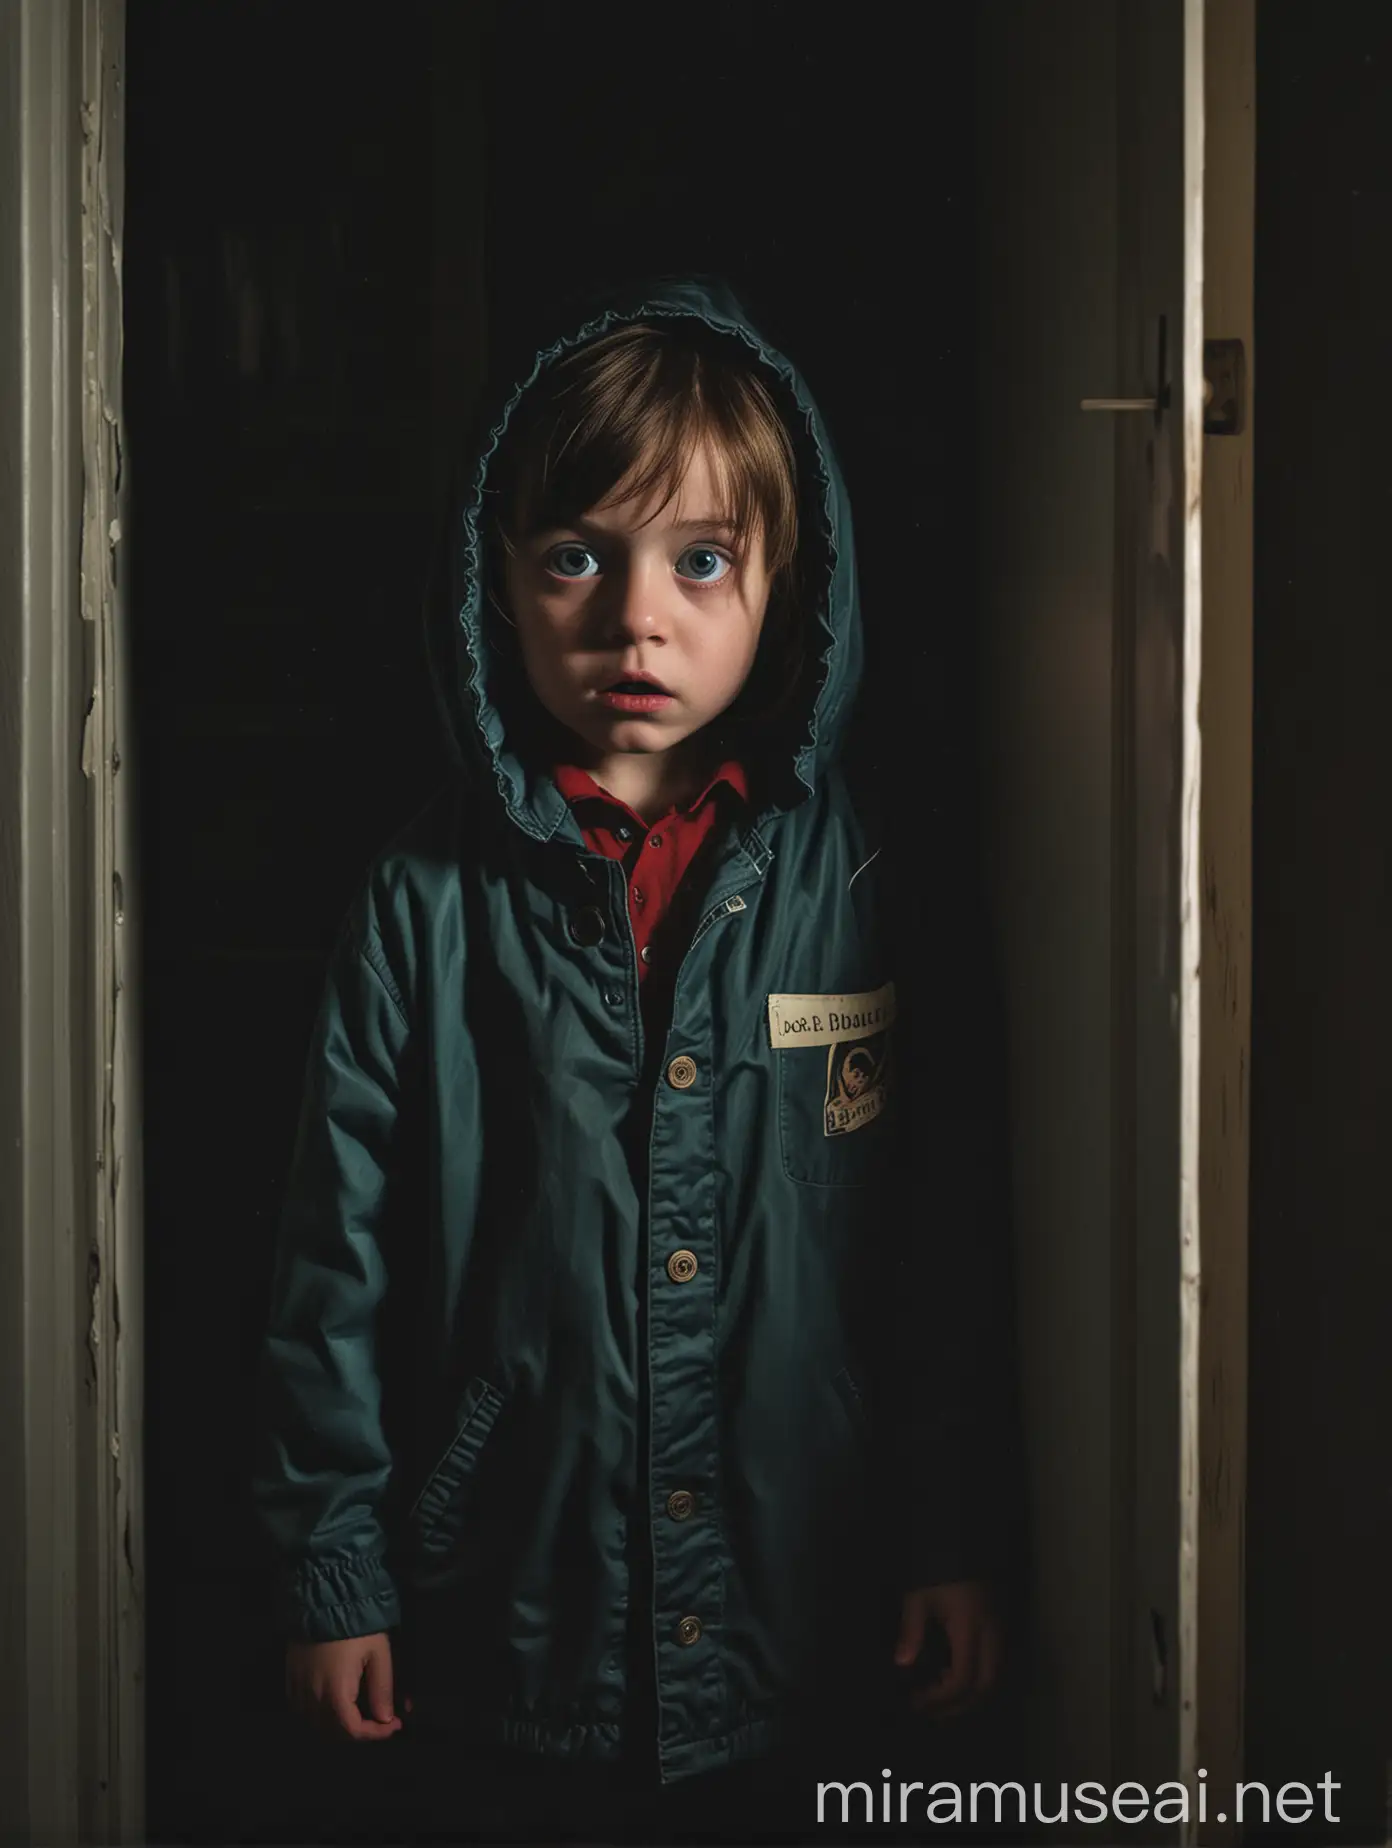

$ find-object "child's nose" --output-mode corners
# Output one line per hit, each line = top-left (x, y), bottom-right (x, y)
(602, 561), (668, 643)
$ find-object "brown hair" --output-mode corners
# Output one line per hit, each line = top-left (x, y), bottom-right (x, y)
(484, 321), (811, 735)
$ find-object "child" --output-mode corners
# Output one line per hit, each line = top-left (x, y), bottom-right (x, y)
(252, 276), (1008, 1840)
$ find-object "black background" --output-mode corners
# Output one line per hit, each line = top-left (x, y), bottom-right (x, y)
(1247, 6), (1392, 1842)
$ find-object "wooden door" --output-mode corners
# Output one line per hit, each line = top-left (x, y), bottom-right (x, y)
(976, 1), (1251, 1834)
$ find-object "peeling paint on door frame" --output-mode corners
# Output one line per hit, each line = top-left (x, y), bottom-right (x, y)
(0, 1), (142, 1842)
(1177, 0), (1207, 1829)
(79, 2), (145, 1841)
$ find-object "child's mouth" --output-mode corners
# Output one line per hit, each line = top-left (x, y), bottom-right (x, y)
(598, 680), (674, 711)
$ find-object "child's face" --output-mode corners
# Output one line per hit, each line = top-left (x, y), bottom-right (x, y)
(502, 441), (772, 767)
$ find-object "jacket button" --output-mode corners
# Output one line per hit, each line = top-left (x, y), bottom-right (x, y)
(676, 1615), (703, 1646)
(666, 1489), (696, 1521)
(569, 906), (606, 947)
(666, 1054), (697, 1089)
(666, 1249), (698, 1283)
(602, 986), (623, 1007)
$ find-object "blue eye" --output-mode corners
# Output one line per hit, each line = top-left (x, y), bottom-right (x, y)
(676, 545), (731, 584)
(547, 543), (600, 579)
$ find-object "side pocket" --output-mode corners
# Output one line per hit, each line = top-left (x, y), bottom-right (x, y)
(406, 1375), (507, 1556)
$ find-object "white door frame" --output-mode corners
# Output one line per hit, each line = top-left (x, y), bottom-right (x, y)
(1190, 0), (1254, 1831)
(0, 1), (143, 1842)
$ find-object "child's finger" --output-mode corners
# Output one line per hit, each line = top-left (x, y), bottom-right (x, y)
(361, 1642), (398, 1726)
(914, 1607), (980, 1710)
(893, 1594), (928, 1667)
(912, 1682), (984, 1718)
(975, 1615), (1005, 1697)
(328, 1680), (398, 1742)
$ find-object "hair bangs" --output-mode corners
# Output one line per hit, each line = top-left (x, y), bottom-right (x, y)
(493, 323), (799, 580)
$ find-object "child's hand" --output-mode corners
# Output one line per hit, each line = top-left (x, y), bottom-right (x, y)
(285, 1632), (408, 1742)
(893, 1581), (1003, 1717)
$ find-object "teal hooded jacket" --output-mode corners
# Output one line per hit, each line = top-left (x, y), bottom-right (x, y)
(251, 278), (1001, 1782)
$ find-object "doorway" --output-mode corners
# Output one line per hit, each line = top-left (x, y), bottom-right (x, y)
(124, 3), (1001, 1839)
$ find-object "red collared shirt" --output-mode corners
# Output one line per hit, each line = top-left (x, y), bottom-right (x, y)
(552, 759), (750, 1000)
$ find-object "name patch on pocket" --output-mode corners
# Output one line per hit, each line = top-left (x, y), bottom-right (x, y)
(767, 983), (896, 1138)
(767, 983), (896, 1049)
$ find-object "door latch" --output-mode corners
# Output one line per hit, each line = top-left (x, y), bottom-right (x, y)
(1081, 329), (1246, 436)
(1201, 338), (1245, 436)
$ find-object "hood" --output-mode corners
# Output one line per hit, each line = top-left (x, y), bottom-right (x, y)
(425, 275), (862, 844)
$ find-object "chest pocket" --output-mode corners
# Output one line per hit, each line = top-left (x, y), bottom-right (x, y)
(771, 981), (897, 1189)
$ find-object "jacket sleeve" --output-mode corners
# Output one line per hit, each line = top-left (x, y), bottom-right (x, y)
(884, 837), (1024, 1595)
(250, 887), (412, 1642)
